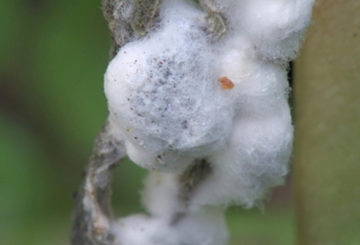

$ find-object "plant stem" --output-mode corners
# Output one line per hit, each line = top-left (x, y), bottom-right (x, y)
(293, 1), (360, 244)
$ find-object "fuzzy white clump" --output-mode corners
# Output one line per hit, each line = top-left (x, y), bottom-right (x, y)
(104, 0), (314, 243)
(106, 0), (233, 172)
(141, 172), (182, 220)
(214, 0), (314, 60)
(113, 208), (228, 245)
(112, 215), (178, 245)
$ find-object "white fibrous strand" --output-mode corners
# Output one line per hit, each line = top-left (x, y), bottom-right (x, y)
(104, 0), (314, 244)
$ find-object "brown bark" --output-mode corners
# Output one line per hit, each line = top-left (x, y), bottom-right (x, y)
(71, 125), (125, 245)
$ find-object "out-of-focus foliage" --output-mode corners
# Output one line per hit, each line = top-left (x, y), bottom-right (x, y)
(0, 0), (294, 244)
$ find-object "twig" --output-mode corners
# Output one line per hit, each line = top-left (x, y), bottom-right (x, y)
(71, 124), (125, 244)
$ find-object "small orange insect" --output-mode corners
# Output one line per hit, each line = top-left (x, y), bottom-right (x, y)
(218, 76), (235, 90)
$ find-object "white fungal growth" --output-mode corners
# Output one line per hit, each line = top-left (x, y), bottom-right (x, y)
(112, 207), (228, 245)
(215, 0), (314, 60)
(104, 0), (314, 244)
(106, 1), (233, 172)
(141, 172), (182, 220)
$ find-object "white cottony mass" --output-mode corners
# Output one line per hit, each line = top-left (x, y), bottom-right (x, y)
(103, 0), (314, 244)
(105, 1), (231, 172)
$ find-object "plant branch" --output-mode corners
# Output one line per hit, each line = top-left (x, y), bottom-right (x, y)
(71, 124), (125, 245)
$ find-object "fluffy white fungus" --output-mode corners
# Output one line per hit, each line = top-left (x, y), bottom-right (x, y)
(214, 0), (314, 60)
(106, 0), (233, 172)
(141, 171), (182, 220)
(113, 208), (228, 245)
(104, 0), (314, 243)
(112, 215), (178, 245)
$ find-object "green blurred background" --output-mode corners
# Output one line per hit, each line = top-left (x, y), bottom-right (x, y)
(0, 1), (295, 244)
